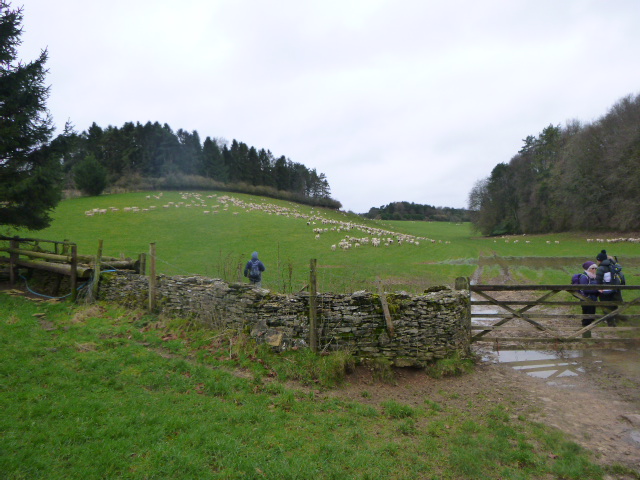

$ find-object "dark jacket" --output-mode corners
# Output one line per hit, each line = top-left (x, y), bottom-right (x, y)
(596, 258), (625, 303)
(595, 258), (614, 285)
(596, 258), (625, 291)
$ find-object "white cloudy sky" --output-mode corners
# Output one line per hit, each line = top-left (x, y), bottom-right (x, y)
(18, 0), (640, 213)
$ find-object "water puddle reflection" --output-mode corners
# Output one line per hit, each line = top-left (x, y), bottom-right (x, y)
(483, 347), (640, 386)
(489, 350), (585, 379)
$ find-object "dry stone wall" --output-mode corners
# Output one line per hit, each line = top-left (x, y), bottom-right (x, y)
(98, 272), (471, 367)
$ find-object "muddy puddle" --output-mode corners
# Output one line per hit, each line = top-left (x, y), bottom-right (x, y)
(482, 347), (640, 384)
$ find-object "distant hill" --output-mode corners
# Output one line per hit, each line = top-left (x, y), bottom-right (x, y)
(362, 201), (470, 222)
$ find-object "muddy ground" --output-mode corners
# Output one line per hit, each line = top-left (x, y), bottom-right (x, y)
(322, 348), (640, 476)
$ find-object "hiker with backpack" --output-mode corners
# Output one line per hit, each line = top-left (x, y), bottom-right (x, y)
(244, 251), (266, 287)
(572, 261), (600, 336)
(595, 249), (625, 326)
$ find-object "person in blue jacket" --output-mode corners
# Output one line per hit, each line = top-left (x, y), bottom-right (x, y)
(244, 251), (266, 287)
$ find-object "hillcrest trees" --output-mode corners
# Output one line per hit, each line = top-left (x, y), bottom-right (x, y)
(62, 121), (340, 209)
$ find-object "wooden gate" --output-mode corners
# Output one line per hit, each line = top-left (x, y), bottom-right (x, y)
(458, 279), (640, 347)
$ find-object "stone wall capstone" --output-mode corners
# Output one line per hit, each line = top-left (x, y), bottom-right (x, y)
(98, 272), (471, 367)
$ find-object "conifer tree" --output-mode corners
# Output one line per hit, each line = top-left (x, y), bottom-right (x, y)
(0, 1), (66, 230)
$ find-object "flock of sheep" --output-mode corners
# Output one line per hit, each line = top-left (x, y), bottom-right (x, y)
(586, 237), (640, 243)
(496, 235), (640, 244)
(83, 192), (448, 250)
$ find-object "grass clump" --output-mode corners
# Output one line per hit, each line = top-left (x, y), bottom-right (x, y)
(426, 352), (475, 378)
(272, 347), (355, 388)
(381, 400), (418, 419)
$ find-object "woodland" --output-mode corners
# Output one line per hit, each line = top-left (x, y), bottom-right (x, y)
(468, 93), (640, 235)
(62, 122), (341, 210)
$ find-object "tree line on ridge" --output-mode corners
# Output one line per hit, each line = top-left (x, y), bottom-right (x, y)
(468, 93), (640, 235)
(66, 121), (341, 209)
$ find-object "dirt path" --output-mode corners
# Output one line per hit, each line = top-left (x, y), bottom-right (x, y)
(480, 348), (640, 472)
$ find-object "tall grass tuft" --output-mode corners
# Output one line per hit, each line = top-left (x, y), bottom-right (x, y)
(426, 352), (475, 378)
(273, 348), (355, 387)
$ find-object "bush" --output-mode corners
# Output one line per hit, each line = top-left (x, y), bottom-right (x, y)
(73, 155), (107, 196)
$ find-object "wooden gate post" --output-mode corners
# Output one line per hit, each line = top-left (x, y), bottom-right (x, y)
(455, 276), (472, 336)
(309, 258), (318, 353)
(149, 243), (157, 312)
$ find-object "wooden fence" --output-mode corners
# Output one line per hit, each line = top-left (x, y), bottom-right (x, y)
(0, 236), (143, 301)
(455, 277), (640, 347)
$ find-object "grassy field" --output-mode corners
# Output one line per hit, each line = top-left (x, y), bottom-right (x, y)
(0, 293), (611, 480)
(9, 190), (640, 294)
(3, 191), (638, 478)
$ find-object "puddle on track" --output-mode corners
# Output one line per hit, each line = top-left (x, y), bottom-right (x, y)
(483, 347), (640, 385)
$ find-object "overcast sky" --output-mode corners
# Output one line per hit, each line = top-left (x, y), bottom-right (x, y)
(18, 0), (640, 213)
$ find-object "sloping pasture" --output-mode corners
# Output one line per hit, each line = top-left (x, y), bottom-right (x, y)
(13, 190), (640, 293)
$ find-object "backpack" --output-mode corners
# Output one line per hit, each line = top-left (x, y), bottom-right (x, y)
(571, 273), (586, 285)
(248, 260), (261, 280)
(606, 262), (625, 286)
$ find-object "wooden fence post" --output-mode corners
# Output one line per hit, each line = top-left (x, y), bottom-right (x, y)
(149, 243), (157, 312)
(138, 253), (146, 275)
(70, 245), (78, 302)
(91, 240), (103, 300)
(376, 278), (395, 337)
(9, 236), (18, 285)
(309, 258), (318, 353)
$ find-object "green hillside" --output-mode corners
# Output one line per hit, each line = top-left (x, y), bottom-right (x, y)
(11, 190), (640, 293)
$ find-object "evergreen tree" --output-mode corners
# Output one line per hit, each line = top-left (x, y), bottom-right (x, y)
(73, 155), (107, 196)
(258, 149), (275, 187)
(201, 136), (228, 181)
(246, 146), (260, 185)
(0, 2), (67, 230)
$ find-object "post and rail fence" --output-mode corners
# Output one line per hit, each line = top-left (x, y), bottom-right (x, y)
(0, 236), (144, 301)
